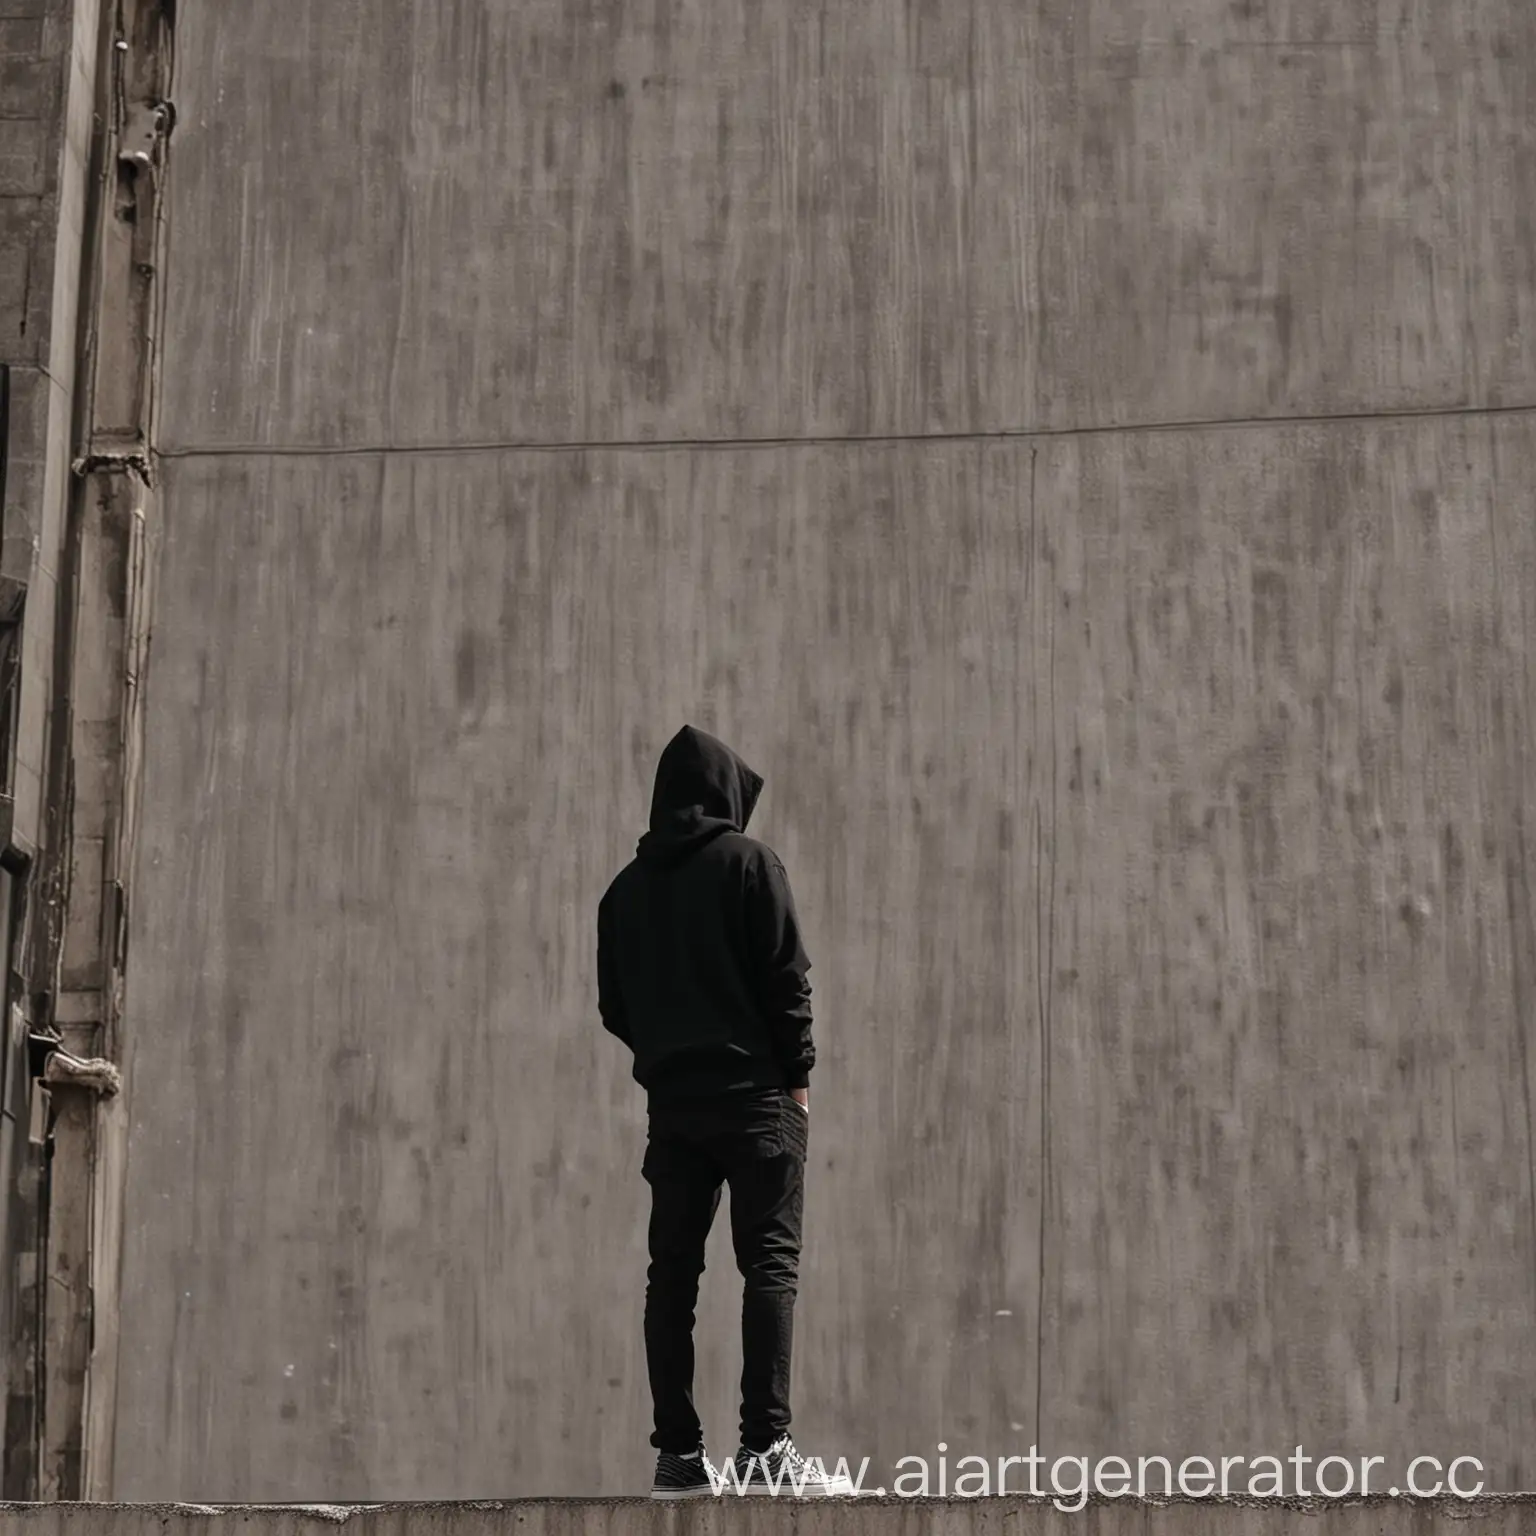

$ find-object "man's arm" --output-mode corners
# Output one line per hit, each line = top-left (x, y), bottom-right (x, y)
(596, 888), (632, 1048)
(745, 851), (814, 1099)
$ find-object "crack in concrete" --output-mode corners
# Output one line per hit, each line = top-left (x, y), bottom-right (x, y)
(151, 400), (1536, 462)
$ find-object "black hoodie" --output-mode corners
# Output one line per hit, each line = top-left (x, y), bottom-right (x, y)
(597, 725), (815, 1105)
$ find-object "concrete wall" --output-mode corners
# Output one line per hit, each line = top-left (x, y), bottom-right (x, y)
(13, 1504), (1536, 1536)
(5, 1502), (1536, 1536)
(111, 0), (1536, 1502)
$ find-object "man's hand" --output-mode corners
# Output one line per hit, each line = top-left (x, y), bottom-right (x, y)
(791, 1087), (809, 1113)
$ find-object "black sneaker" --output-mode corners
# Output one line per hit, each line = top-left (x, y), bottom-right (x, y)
(730, 1435), (852, 1496)
(650, 1447), (721, 1501)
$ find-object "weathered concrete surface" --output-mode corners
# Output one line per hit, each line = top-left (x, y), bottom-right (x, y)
(158, 0), (1536, 449)
(110, 0), (1536, 1507)
(117, 417), (1536, 1498)
(4, 1502), (1536, 1536)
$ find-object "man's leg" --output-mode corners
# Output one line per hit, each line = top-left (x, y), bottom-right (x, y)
(643, 1113), (724, 1453)
(718, 1091), (808, 1452)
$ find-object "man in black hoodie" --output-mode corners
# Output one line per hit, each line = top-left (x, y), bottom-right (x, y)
(598, 725), (843, 1499)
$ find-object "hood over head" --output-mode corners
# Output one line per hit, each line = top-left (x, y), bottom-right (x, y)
(636, 725), (764, 866)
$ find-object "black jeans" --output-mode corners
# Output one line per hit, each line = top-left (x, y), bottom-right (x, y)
(643, 1087), (808, 1454)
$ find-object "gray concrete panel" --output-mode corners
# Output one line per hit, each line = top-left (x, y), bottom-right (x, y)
(6, 1503), (1536, 1536)
(116, 416), (1536, 1497)
(5, 1501), (1536, 1536)
(157, 0), (1536, 451)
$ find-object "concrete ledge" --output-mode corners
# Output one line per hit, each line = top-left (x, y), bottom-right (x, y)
(0, 1500), (1533, 1534)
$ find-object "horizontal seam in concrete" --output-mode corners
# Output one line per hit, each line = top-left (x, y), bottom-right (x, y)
(152, 399), (1536, 461)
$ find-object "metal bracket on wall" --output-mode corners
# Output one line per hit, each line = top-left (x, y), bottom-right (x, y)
(113, 99), (172, 280)
(24, 1031), (58, 1148)
(117, 101), (168, 177)
(19, 1031), (119, 1149)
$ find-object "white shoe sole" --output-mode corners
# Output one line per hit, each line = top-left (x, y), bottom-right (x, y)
(649, 1486), (719, 1501)
(731, 1483), (856, 1498)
